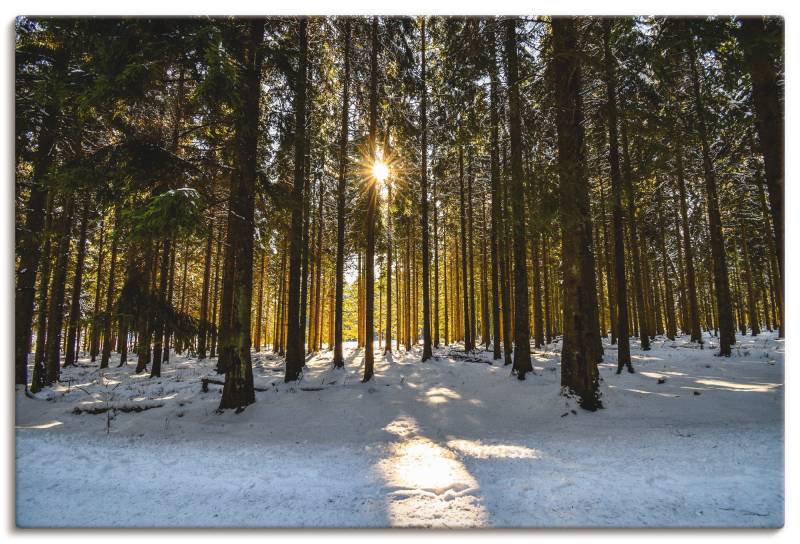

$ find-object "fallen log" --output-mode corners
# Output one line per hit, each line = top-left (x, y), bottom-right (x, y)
(72, 402), (164, 415)
(201, 377), (270, 393)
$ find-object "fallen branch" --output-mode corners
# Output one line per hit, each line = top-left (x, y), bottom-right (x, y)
(72, 402), (164, 415)
(201, 377), (269, 393)
(446, 351), (493, 365)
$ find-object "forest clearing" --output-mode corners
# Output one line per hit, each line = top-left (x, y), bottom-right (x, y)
(16, 331), (783, 527)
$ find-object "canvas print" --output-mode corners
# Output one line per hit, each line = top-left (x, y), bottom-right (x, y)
(14, 15), (784, 528)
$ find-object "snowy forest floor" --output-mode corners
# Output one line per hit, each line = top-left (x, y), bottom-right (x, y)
(15, 332), (783, 528)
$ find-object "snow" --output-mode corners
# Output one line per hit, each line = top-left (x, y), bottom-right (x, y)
(15, 332), (784, 528)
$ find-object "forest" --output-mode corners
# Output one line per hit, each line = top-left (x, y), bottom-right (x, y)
(13, 15), (785, 528)
(14, 15), (784, 410)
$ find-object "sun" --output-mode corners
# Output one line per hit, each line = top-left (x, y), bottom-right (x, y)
(372, 159), (389, 183)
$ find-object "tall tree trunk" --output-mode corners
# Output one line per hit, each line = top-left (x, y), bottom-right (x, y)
(504, 18), (533, 378)
(602, 19), (633, 373)
(686, 29), (735, 356)
(598, 175), (617, 344)
(432, 171), (440, 348)
(739, 220), (760, 335)
(162, 238), (176, 363)
(488, 26), (502, 360)
(30, 197), (55, 392)
(420, 17), (433, 361)
(100, 206), (121, 368)
(467, 149), (477, 349)
(89, 218), (105, 361)
(198, 227), (213, 358)
(499, 145), (513, 365)
(481, 195), (491, 349)
(458, 145), (472, 352)
(150, 238), (171, 377)
(15, 50), (64, 386)
(255, 251), (265, 352)
(619, 109), (650, 351)
(384, 158), (394, 353)
(64, 203), (90, 367)
(738, 17), (783, 336)
(756, 175), (782, 332)
(210, 233), (222, 358)
(673, 132), (702, 342)
(333, 19), (351, 367)
(312, 162), (325, 352)
(362, 16), (380, 382)
(285, 18), (309, 382)
(44, 196), (75, 385)
(218, 19), (263, 409)
(552, 16), (602, 410)
(300, 76), (314, 361)
(443, 231), (449, 346)
(657, 193), (677, 340)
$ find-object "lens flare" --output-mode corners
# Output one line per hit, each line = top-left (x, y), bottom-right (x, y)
(372, 160), (389, 183)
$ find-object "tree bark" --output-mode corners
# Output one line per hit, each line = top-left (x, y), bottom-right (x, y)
(420, 17), (433, 361)
(285, 18), (309, 382)
(488, 26), (502, 360)
(150, 238), (171, 377)
(458, 145), (472, 353)
(362, 16), (380, 381)
(738, 17), (783, 336)
(333, 19), (351, 367)
(218, 19), (263, 409)
(44, 196), (75, 385)
(89, 218), (105, 361)
(686, 29), (735, 355)
(602, 19), (633, 373)
(552, 16), (602, 410)
(197, 227), (213, 358)
(100, 206), (121, 368)
(30, 197), (55, 392)
(64, 203), (90, 367)
(504, 17), (533, 378)
(15, 50), (64, 386)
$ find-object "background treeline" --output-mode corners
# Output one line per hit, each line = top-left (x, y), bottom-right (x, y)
(14, 16), (783, 411)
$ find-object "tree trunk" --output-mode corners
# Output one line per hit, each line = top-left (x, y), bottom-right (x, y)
(458, 145), (473, 352)
(285, 18), (309, 382)
(602, 18), (632, 373)
(150, 238), (171, 377)
(210, 233), (222, 358)
(488, 27), (502, 360)
(686, 29), (735, 356)
(254, 251), (265, 352)
(198, 227), (213, 358)
(362, 16), (380, 381)
(64, 203), (90, 367)
(30, 197), (55, 392)
(15, 51), (64, 386)
(739, 220), (760, 335)
(738, 17), (783, 336)
(432, 171), (440, 348)
(552, 16), (602, 410)
(619, 109), (650, 351)
(89, 218), (105, 361)
(44, 196), (75, 385)
(218, 19), (263, 409)
(333, 19), (351, 367)
(657, 193), (677, 340)
(504, 18), (533, 378)
(420, 17), (433, 361)
(100, 206), (121, 368)
(300, 73), (314, 360)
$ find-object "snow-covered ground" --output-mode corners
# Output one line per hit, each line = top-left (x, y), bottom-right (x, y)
(15, 332), (783, 528)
